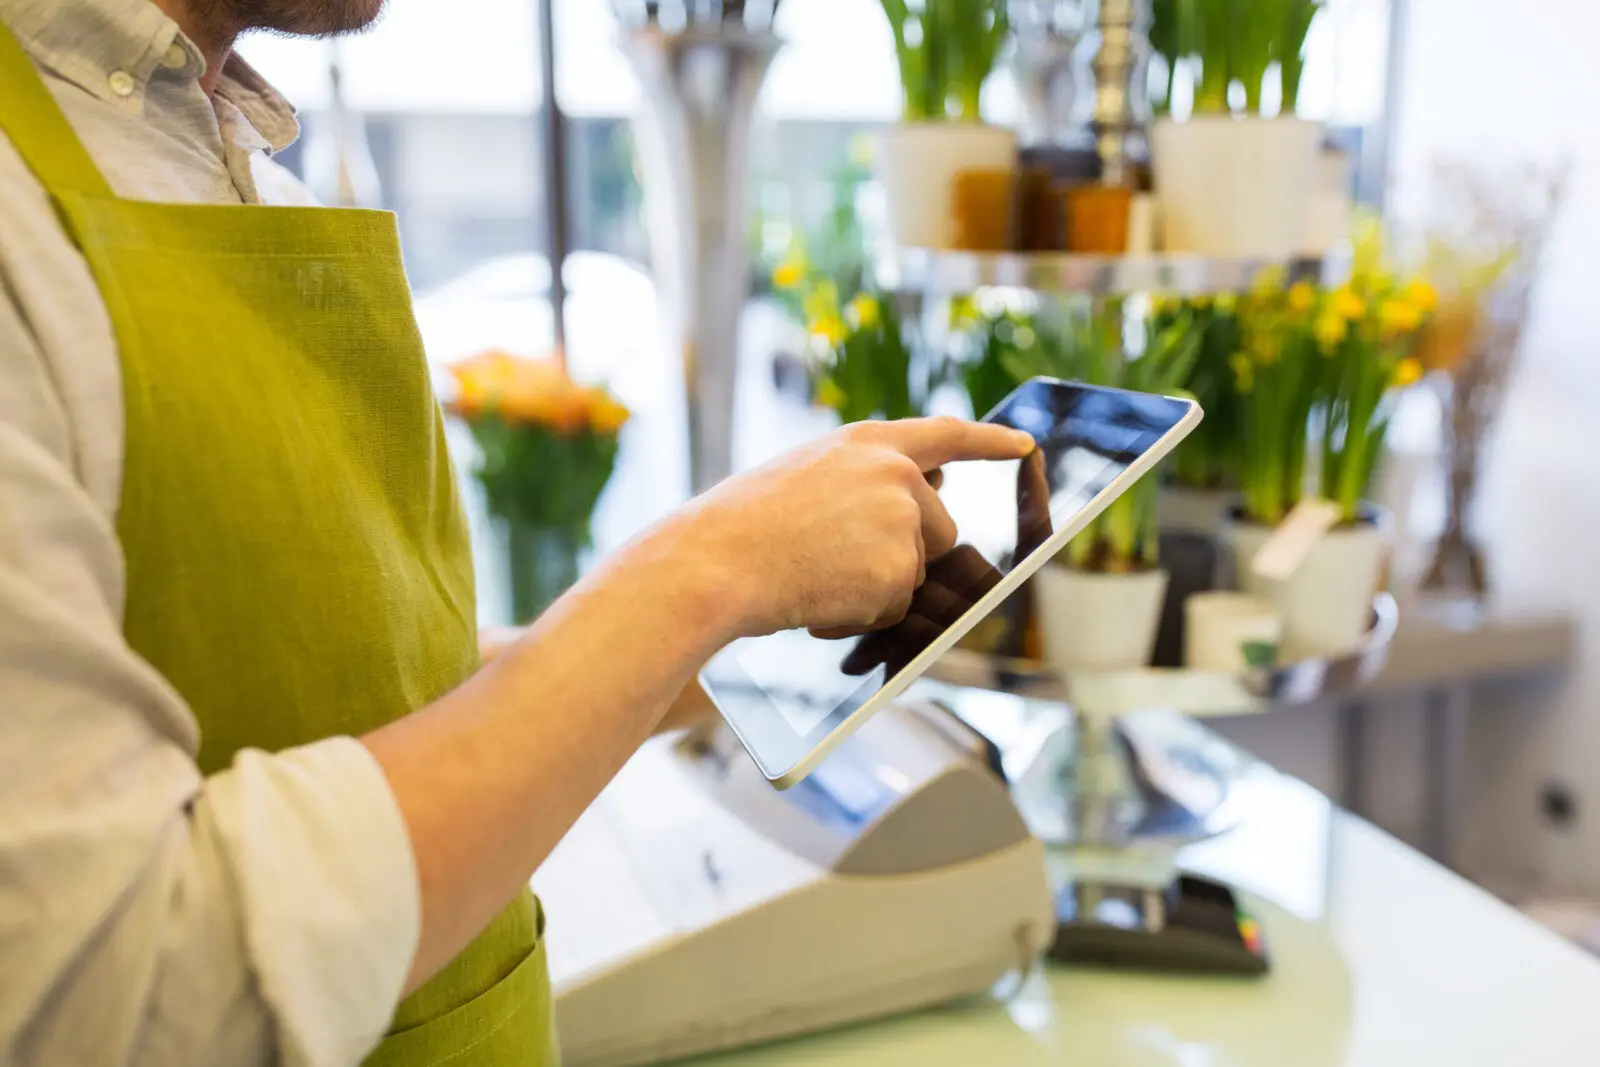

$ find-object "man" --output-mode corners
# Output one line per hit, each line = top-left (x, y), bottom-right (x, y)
(0, 0), (1035, 1065)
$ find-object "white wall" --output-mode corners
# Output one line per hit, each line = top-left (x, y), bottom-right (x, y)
(1386, 0), (1600, 892)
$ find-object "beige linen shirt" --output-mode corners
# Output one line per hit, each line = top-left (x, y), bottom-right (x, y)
(0, 2), (422, 1066)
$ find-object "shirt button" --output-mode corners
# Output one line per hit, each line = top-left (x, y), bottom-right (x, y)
(107, 70), (136, 97)
(161, 43), (188, 69)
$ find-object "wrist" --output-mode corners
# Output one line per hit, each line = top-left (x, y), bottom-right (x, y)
(625, 506), (756, 648)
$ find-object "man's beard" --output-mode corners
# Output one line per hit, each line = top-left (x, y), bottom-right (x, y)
(213, 0), (386, 37)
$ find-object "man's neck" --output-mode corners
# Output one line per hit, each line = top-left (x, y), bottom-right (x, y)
(150, 0), (238, 94)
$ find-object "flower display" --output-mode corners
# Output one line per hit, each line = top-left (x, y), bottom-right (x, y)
(769, 231), (926, 426)
(1211, 220), (1436, 526)
(444, 349), (628, 623)
(956, 300), (1202, 573)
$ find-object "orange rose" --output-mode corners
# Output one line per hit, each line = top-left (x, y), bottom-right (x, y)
(583, 386), (630, 435)
(448, 350), (596, 433)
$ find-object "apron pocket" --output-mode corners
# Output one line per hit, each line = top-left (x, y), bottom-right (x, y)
(363, 899), (558, 1067)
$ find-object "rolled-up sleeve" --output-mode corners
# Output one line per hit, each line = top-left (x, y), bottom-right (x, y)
(0, 270), (421, 1066)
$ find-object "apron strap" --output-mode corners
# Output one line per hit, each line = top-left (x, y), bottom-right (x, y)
(0, 18), (115, 198)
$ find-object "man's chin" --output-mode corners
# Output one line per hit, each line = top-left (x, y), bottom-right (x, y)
(240, 0), (388, 37)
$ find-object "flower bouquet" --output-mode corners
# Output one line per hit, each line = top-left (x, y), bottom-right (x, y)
(1414, 159), (1565, 601)
(445, 350), (629, 624)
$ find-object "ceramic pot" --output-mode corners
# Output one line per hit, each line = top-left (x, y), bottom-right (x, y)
(1223, 505), (1389, 659)
(1034, 564), (1169, 674)
(1302, 147), (1352, 257)
(1184, 591), (1282, 672)
(1149, 116), (1321, 258)
(1156, 484), (1235, 537)
(878, 123), (1019, 250)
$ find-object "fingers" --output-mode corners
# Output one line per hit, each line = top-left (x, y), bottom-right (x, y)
(1015, 447), (1055, 558)
(925, 545), (1004, 605)
(841, 612), (943, 676)
(875, 416), (1036, 470)
(925, 468), (944, 492)
(908, 471), (959, 559)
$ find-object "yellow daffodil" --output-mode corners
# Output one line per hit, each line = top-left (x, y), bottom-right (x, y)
(1401, 278), (1439, 315)
(1349, 213), (1386, 289)
(1315, 310), (1348, 352)
(771, 259), (805, 290)
(1378, 297), (1425, 339)
(1150, 293), (1178, 316)
(1247, 328), (1281, 365)
(1190, 294), (1213, 311)
(1330, 287), (1367, 321)
(948, 295), (981, 329)
(815, 376), (848, 411)
(1392, 357), (1424, 388)
(848, 293), (881, 329)
(1214, 292), (1237, 315)
(1251, 265), (1287, 297)
(1286, 281), (1316, 315)
(1229, 353), (1255, 394)
(802, 280), (840, 326)
(811, 314), (847, 347)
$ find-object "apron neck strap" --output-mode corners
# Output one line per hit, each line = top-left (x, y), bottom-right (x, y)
(0, 18), (115, 199)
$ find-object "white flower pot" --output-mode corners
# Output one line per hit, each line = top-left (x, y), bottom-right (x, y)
(1150, 116), (1322, 258)
(1035, 565), (1169, 675)
(1156, 485), (1235, 536)
(1224, 511), (1389, 659)
(1184, 591), (1282, 673)
(877, 122), (1019, 250)
(1302, 148), (1352, 257)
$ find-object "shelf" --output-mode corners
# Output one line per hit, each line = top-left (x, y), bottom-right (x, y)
(927, 593), (1399, 719)
(887, 248), (1326, 297)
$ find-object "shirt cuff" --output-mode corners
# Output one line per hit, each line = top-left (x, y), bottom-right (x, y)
(200, 736), (421, 1067)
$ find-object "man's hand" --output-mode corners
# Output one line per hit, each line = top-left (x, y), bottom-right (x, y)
(837, 443), (1054, 678)
(675, 417), (1035, 639)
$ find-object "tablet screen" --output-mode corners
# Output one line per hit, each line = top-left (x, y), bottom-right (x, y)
(702, 380), (1194, 778)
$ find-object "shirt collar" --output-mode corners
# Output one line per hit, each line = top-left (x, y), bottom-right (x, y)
(0, 0), (299, 153)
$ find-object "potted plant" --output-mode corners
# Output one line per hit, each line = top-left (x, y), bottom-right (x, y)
(1224, 235), (1435, 656)
(812, 291), (925, 423)
(1149, 0), (1324, 257)
(445, 350), (629, 624)
(969, 301), (1202, 672)
(1153, 293), (1242, 534)
(771, 233), (929, 423)
(877, 0), (1016, 250)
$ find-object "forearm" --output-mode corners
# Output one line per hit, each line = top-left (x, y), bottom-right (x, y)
(362, 517), (739, 993)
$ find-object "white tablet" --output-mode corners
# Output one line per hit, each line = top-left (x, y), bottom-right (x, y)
(701, 378), (1202, 787)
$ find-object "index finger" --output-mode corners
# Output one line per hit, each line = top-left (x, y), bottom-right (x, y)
(879, 416), (1036, 470)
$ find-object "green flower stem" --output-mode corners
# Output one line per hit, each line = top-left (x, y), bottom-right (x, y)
(504, 520), (583, 625)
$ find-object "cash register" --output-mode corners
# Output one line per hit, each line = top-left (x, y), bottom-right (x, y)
(531, 700), (1056, 1067)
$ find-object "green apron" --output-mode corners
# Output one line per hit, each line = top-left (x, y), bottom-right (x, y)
(0, 24), (557, 1067)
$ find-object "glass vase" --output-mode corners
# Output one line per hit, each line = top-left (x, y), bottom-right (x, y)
(1422, 378), (1490, 601)
(503, 520), (585, 625)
